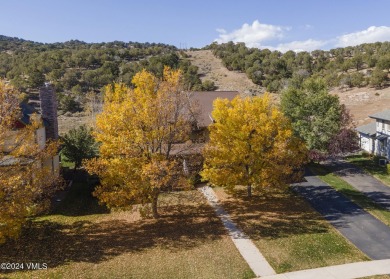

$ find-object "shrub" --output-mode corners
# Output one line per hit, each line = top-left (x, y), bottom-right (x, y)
(201, 80), (216, 91)
(61, 125), (99, 169)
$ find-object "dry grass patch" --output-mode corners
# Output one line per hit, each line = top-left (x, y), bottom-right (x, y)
(213, 187), (368, 273)
(0, 187), (253, 279)
(362, 276), (390, 279)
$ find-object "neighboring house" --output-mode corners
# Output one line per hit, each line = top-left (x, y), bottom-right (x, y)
(356, 109), (390, 159)
(172, 91), (239, 176)
(0, 84), (60, 175)
(191, 91), (239, 127)
(190, 91), (239, 142)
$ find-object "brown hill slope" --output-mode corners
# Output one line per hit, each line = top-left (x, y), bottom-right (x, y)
(186, 50), (263, 96)
(188, 50), (390, 125)
(331, 87), (390, 126)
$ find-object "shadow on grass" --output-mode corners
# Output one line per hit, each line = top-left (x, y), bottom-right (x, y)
(218, 187), (330, 240)
(52, 181), (110, 216)
(0, 203), (225, 273)
(346, 156), (388, 177)
(312, 161), (363, 177)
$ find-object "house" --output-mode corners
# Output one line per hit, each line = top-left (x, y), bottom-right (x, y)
(189, 91), (239, 142)
(356, 109), (390, 159)
(0, 83), (60, 175)
(171, 91), (239, 177)
(191, 91), (239, 127)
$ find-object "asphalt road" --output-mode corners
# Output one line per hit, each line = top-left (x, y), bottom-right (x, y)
(292, 172), (390, 260)
(329, 160), (390, 210)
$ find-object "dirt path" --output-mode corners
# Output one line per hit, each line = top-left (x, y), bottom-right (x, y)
(186, 50), (263, 96)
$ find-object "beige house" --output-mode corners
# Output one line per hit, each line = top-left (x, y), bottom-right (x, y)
(0, 84), (60, 175)
(357, 109), (390, 159)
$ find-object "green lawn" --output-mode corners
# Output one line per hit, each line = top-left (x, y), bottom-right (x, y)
(347, 154), (390, 186)
(213, 186), (368, 273)
(308, 164), (390, 227)
(0, 182), (253, 279)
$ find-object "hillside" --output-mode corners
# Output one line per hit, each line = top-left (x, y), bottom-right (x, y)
(209, 41), (390, 94)
(189, 49), (390, 125)
(186, 50), (263, 96)
(0, 35), (206, 99)
(2, 34), (390, 130)
(331, 86), (390, 125)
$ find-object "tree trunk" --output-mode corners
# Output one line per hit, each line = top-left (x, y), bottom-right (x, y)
(72, 165), (78, 179)
(151, 192), (159, 219)
(247, 185), (252, 198)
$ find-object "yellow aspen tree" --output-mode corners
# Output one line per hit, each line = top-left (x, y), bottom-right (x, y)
(84, 67), (196, 218)
(201, 94), (308, 197)
(0, 80), (60, 244)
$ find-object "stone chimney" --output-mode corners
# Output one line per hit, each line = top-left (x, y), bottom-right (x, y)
(39, 83), (58, 140)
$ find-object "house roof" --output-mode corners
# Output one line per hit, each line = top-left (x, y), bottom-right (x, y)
(190, 91), (239, 127)
(356, 122), (376, 136)
(377, 134), (389, 140)
(369, 109), (390, 121)
(19, 102), (37, 125)
(17, 102), (49, 127)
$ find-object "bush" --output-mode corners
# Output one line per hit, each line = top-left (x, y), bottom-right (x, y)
(370, 68), (388, 88)
(201, 80), (216, 91)
(61, 125), (99, 169)
(361, 151), (371, 158)
(350, 72), (366, 87)
(59, 94), (81, 113)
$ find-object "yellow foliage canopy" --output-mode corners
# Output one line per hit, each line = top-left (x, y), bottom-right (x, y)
(85, 67), (196, 217)
(0, 81), (60, 244)
(201, 94), (308, 195)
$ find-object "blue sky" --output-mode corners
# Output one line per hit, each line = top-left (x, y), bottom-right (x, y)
(2, 0), (390, 51)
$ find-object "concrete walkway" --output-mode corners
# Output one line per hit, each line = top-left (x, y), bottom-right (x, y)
(258, 259), (390, 279)
(328, 159), (390, 210)
(198, 186), (276, 277)
(292, 172), (390, 260)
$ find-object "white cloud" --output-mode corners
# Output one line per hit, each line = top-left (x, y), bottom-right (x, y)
(216, 28), (226, 34)
(336, 26), (390, 47)
(215, 20), (289, 48)
(215, 22), (390, 52)
(275, 39), (327, 52)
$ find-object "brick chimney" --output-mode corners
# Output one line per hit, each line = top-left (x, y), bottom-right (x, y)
(39, 83), (58, 140)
